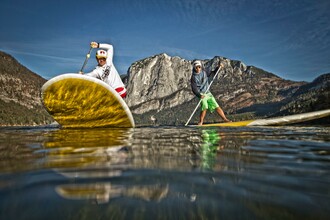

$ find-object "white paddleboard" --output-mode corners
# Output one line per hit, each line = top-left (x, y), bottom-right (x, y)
(41, 73), (135, 128)
(197, 109), (330, 127)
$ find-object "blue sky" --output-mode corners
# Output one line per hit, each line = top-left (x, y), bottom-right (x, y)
(0, 0), (329, 82)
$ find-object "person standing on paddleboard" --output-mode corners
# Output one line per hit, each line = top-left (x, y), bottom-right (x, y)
(81, 41), (127, 98)
(190, 60), (230, 125)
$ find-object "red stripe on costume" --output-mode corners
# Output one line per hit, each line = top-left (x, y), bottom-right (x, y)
(115, 87), (127, 98)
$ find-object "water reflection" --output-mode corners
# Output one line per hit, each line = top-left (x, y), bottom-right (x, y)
(42, 128), (198, 203)
(45, 127), (250, 204)
(42, 128), (133, 168)
(0, 126), (329, 219)
(200, 129), (222, 170)
(56, 183), (169, 204)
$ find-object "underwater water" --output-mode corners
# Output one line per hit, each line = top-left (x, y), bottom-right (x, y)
(0, 125), (329, 220)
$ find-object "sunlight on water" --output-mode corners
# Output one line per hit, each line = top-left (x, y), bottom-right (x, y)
(0, 126), (329, 219)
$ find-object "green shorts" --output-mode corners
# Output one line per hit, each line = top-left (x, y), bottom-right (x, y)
(201, 93), (219, 112)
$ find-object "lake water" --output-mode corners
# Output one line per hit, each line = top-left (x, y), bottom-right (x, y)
(0, 125), (329, 220)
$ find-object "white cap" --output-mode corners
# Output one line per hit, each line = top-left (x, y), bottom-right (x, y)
(96, 50), (107, 59)
(193, 60), (202, 67)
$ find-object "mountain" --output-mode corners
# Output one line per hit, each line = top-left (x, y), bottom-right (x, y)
(125, 53), (329, 125)
(1, 51), (329, 126)
(275, 73), (330, 114)
(0, 51), (53, 126)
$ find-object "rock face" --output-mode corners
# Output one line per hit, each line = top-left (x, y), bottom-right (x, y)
(0, 51), (53, 126)
(276, 73), (330, 115)
(1, 50), (329, 126)
(125, 53), (326, 125)
(126, 53), (194, 114)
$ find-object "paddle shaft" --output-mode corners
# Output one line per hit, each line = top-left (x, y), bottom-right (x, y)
(79, 47), (93, 73)
(184, 66), (223, 126)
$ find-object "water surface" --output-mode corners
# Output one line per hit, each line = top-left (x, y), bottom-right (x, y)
(0, 125), (329, 219)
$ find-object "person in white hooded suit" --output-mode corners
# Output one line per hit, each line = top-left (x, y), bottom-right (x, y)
(82, 41), (127, 98)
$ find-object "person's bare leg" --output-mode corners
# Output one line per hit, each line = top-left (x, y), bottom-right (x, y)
(198, 110), (207, 125)
(216, 107), (231, 122)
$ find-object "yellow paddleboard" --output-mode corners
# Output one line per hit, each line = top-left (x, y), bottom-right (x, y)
(41, 73), (135, 128)
(199, 109), (330, 127)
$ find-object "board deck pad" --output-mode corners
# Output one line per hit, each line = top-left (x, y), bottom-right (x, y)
(41, 73), (135, 128)
(198, 109), (330, 127)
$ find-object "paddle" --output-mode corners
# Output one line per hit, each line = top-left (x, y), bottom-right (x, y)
(184, 63), (224, 126)
(79, 47), (93, 74)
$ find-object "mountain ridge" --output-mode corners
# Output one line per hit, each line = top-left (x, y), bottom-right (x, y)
(1, 51), (329, 126)
(125, 53), (328, 125)
(0, 51), (53, 125)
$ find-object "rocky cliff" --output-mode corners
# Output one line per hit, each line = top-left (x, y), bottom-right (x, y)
(125, 53), (328, 125)
(275, 73), (330, 115)
(126, 54), (194, 114)
(0, 51), (53, 126)
(1, 51), (329, 126)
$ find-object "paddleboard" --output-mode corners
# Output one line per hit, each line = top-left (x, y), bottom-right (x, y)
(41, 73), (135, 128)
(197, 109), (330, 127)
